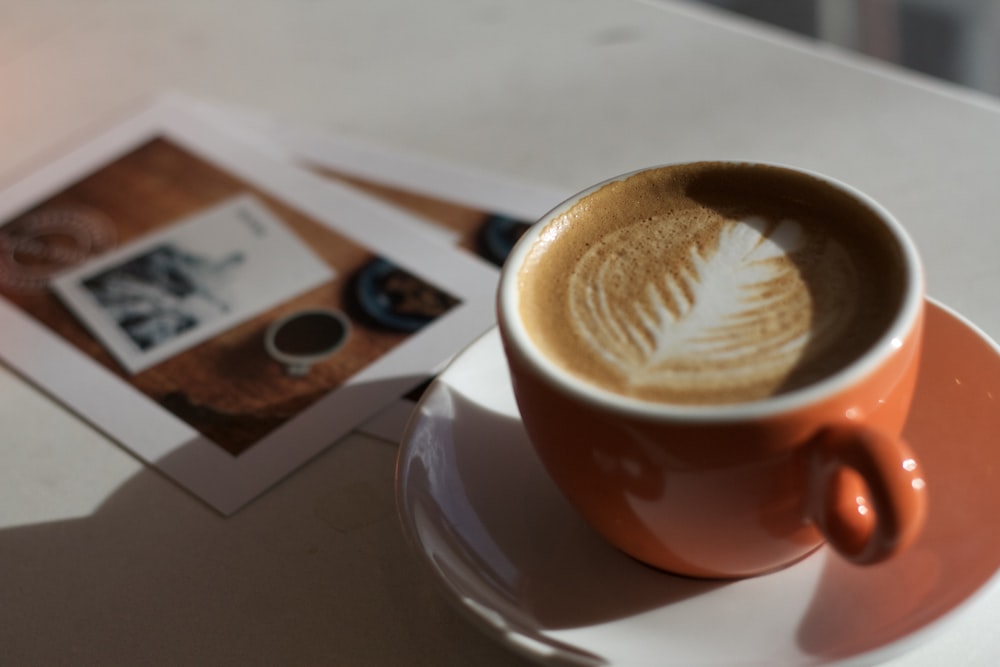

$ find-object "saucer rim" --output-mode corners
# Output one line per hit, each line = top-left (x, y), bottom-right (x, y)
(395, 296), (1000, 667)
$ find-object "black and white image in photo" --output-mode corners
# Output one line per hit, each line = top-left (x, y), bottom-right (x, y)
(52, 194), (334, 374)
(81, 243), (246, 352)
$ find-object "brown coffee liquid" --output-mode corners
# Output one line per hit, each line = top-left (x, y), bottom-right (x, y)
(274, 312), (346, 356)
(518, 163), (905, 405)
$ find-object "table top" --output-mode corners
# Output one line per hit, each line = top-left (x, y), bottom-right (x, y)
(2, 1), (999, 664)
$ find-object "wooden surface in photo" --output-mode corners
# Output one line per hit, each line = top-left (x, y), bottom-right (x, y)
(0, 139), (468, 454)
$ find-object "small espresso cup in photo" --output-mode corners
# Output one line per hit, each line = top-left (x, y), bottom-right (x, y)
(265, 308), (351, 376)
(497, 161), (927, 579)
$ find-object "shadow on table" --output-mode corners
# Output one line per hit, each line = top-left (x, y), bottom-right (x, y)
(797, 301), (1000, 660)
(0, 422), (536, 666)
(407, 387), (728, 633)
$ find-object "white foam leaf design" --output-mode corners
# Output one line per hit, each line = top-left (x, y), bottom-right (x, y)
(570, 217), (810, 388)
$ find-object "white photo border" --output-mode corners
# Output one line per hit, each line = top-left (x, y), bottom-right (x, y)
(0, 97), (499, 514)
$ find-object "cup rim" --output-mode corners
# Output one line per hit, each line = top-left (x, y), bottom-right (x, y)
(497, 161), (925, 423)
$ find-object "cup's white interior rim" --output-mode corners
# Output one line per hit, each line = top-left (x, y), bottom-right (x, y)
(497, 161), (926, 423)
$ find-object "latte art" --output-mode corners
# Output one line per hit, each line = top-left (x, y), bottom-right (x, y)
(568, 217), (857, 401)
(517, 163), (904, 405)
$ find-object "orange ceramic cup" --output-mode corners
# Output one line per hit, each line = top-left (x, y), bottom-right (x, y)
(497, 163), (927, 579)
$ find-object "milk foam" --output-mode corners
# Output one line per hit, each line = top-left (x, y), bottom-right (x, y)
(567, 216), (857, 399)
(517, 162), (902, 405)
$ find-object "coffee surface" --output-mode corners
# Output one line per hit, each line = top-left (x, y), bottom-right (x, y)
(518, 163), (904, 405)
(274, 312), (347, 355)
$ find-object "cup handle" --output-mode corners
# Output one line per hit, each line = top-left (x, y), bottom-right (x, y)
(805, 423), (927, 565)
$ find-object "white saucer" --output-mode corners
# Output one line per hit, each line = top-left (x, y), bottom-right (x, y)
(396, 300), (1000, 666)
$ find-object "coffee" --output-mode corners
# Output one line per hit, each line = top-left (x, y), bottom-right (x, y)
(517, 162), (905, 404)
(272, 311), (348, 356)
(265, 308), (351, 376)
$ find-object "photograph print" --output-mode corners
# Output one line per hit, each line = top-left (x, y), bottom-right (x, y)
(0, 100), (499, 512)
(1, 134), (465, 460)
(51, 194), (334, 374)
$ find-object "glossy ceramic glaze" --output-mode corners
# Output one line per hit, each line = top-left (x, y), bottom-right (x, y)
(396, 300), (1000, 666)
(496, 163), (927, 577)
(501, 315), (924, 577)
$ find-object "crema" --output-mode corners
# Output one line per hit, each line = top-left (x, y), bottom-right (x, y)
(517, 163), (904, 404)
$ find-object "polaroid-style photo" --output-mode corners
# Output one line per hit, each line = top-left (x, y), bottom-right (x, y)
(52, 195), (333, 374)
(0, 97), (497, 514)
(196, 101), (571, 441)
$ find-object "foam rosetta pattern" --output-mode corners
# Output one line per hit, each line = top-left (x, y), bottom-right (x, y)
(566, 216), (858, 402)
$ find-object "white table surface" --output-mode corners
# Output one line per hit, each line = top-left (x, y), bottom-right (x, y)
(2, 0), (999, 664)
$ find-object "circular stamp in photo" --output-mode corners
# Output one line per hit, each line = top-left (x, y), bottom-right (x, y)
(353, 257), (459, 333)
